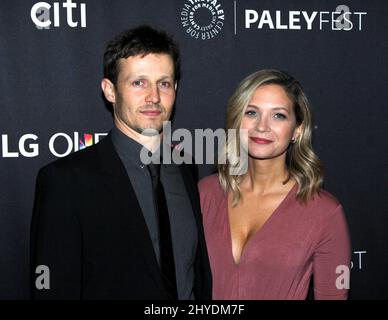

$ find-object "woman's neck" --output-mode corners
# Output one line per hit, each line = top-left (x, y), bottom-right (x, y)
(241, 156), (291, 195)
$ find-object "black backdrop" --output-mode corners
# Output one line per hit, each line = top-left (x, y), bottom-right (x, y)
(0, 0), (387, 299)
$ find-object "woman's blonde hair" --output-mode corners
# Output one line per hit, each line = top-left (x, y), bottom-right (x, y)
(218, 69), (323, 206)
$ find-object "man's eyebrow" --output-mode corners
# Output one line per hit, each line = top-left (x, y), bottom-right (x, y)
(124, 75), (174, 81)
(158, 76), (174, 80)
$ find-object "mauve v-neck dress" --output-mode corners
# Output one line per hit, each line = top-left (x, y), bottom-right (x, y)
(199, 174), (351, 300)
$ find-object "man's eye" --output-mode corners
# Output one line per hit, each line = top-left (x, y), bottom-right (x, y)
(133, 80), (145, 87)
(159, 81), (171, 88)
(274, 113), (286, 120)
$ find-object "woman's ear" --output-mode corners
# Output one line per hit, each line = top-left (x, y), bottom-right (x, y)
(293, 122), (304, 141)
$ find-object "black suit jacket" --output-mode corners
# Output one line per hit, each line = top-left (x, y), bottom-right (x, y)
(30, 134), (212, 299)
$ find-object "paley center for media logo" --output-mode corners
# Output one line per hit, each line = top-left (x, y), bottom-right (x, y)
(30, 0), (86, 29)
(180, 0), (225, 40)
(1, 132), (106, 158)
(180, 2), (367, 39)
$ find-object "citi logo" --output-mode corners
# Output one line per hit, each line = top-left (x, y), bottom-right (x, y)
(1, 132), (107, 158)
(31, 0), (86, 30)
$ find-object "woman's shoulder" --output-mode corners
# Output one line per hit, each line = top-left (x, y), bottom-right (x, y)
(304, 188), (345, 221)
(198, 173), (222, 192)
(290, 188), (348, 241)
(198, 174), (226, 203)
(312, 188), (342, 209)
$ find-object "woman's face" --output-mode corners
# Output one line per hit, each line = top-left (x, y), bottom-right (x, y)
(240, 84), (302, 161)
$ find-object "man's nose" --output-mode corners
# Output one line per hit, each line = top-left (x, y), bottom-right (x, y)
(145, 85), (161, 104)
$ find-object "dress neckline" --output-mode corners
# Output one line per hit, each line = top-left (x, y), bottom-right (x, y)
(225, 182), (298, 267)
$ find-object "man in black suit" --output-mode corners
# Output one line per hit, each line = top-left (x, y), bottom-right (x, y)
(30, 25), (212, 300)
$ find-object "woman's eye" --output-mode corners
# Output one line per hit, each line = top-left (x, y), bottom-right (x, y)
(274, 113), (286, 120)
(245, 110), (257, 117)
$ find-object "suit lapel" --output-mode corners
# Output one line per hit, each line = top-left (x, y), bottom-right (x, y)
(94, 134), (166, 293)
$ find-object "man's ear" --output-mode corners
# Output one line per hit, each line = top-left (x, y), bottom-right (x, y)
(101, 78), (116, 104)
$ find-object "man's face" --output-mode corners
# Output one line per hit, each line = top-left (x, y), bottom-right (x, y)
(102, 53), (176, 138)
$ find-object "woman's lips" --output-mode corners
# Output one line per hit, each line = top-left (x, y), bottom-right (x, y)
(249, 137), (273, 144)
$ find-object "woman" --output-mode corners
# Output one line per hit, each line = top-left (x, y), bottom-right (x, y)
(199, 69), (351, 299)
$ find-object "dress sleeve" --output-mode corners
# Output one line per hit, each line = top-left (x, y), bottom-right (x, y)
(313, 205), (351, 300)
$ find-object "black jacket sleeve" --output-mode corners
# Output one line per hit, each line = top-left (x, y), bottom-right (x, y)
(30, 165), (82, 299)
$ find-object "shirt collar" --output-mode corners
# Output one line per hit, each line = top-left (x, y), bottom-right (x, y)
(111, 125), (166, 166)
(111, 125), (148, 166)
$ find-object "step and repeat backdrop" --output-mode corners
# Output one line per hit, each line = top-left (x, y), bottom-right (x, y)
(0, 0), (387, 299)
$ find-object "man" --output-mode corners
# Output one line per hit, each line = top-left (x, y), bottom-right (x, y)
(30, 25), (212, 300)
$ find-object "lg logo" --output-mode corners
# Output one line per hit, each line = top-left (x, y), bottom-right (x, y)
(1, 134), (39, 158)
(31, 0), (86, 29)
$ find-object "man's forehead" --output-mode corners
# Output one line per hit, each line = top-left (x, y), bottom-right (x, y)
(119, 53), (173, 64)
(117, 54), (174, 79)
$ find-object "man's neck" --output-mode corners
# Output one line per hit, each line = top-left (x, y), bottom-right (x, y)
(114, 120), (162, 153)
